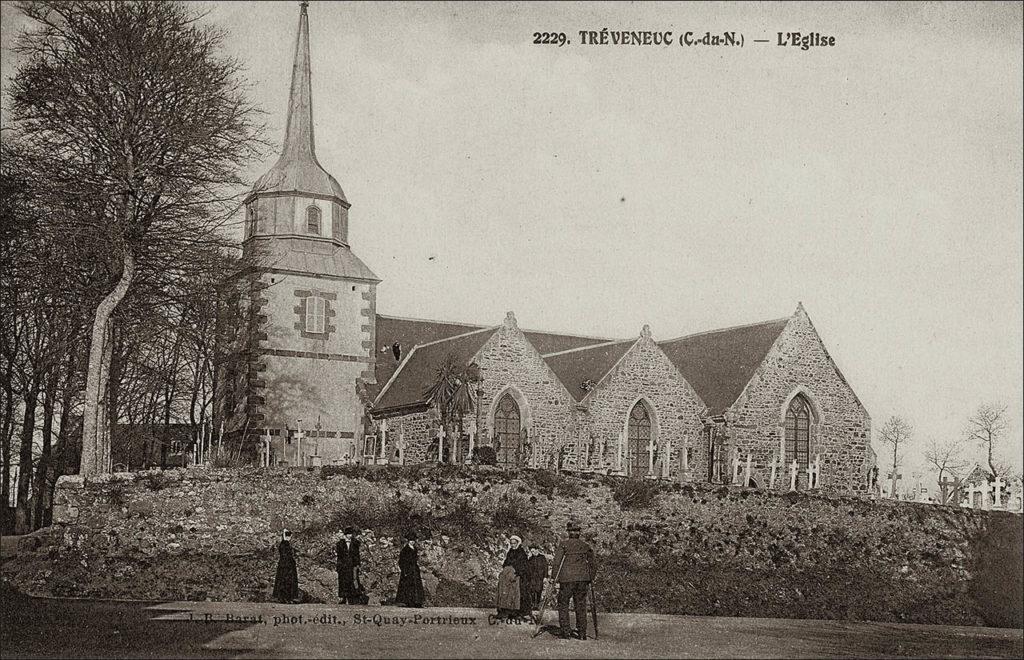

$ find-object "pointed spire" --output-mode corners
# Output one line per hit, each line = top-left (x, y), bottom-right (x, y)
(252, 1), (347, 203)
(282, 1), (316, 162)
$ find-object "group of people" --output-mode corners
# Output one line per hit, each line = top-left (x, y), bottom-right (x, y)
(493, 520), (599, 640)
(271, 520), (596, 641)
(271, 527), (424, 608)
(495, 535), (548, 621)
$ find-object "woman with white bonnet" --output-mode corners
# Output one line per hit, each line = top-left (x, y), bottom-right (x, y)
(497, 534), (530, 621)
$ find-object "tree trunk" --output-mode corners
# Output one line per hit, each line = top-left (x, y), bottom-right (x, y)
(46, 357), (77, 528)
(81, 250), (134, 476)
(32, 372), (57, 530)
(890, 444), (899, 499)
(106, 324), (123, 470)
(14, 383), (39, 534)
(0, 364), (15, 533)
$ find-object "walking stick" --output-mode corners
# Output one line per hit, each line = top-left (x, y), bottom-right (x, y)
(588, 580), (599, 640)
(532, 554), (565, 638)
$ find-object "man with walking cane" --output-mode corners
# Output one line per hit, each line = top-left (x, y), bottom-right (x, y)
(552, 519), (596, 640)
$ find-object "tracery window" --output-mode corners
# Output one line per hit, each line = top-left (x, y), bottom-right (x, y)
(493, 393), (522, 468)
(785, 395), (812, 470)
(627, 401), (652, 476)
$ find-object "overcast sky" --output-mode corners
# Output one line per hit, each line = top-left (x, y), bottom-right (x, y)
(2, 1), (1021, 476)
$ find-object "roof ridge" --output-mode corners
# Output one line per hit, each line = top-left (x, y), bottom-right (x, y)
(522, 327), (614, 342)
(415, 326), (499, 349)
(659, 316), (791, 345)
(376, 312), (488, 328)
(377, 313), (614, 343)
(541, 338), (635, 358)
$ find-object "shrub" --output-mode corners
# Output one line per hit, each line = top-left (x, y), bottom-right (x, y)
(532, 469), (560, 491)
(107, 484), (127, 509)
(611, 478), (663, 509)
(490, 491), (538, 533)
(142, 471), (169, 491)
(473, 446), (497, 466)
(320, 464), (369, 480)
(438, 496), (485, 540)
(557, 476), (583, 498)
(211, 452), (248, 468)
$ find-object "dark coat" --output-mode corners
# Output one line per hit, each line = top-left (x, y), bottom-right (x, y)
(503, 546), (530, 613)
(272, 540), (299, 603)
(396, 544), (424, 606)
(336, 539), (361, 597)
(552, 537), (595, 583)
(526, 554), (548, 591)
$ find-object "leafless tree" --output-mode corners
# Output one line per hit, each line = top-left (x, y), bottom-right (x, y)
(922, 436), (969, 502)
(879, 416), (913, 498)
(8, 0), (264, 475)
(966, 404), (1010, 478)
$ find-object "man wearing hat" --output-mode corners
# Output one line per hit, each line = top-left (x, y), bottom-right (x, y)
(336, 527), (361, 604)
(552, 519), (595, 640)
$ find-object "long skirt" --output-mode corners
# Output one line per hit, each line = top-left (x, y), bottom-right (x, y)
(396, 566), (424, 606)
(496, 566), (520, 617)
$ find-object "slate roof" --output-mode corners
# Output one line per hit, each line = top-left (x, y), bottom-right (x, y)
(371, 313), (794, 417)
(523, 331), (608, 355)
(658, 318), (790, 415)
(541, 340), (636, 402)
(254, 236), (379, 281)
(373, 327), (498, 412)
(374, 315), (488, 389)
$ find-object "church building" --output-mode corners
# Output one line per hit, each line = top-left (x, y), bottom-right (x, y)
(221, 3), (875, 495)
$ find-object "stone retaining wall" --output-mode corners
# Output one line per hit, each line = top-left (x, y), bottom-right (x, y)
(3, 466), (1019, 629)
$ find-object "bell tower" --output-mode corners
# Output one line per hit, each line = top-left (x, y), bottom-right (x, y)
(237, 1), (379, 466)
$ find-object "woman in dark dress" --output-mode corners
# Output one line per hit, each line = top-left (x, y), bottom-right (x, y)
(395, 531), (425, 607)
(336, 527), (361, 604)
(502, 535), (530, 620)
(272, 529), (300, 603)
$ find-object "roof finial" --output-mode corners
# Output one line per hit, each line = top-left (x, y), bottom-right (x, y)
(640, 324), (652, 339)
(300, 1), (309, 11)
(504, 311), (518, 329)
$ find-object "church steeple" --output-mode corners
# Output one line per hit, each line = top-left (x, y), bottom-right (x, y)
(281, 1), (316, 164)
(251, 0), (346, 204)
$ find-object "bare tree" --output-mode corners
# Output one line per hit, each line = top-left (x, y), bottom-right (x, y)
(922, 436), (969, 502)
(8, 0), (264, 475)
(966, 403), (1009, 478)
(879, 416), (913, 498)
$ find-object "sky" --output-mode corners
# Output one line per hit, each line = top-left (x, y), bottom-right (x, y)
(2, 1), (1021, 478)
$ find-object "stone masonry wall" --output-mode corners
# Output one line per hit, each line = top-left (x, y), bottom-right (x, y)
(6, 467), (1020, 629)
(586, 331), (707, 478)
(472, 317), (577, 469)
(726, 306), (872, 493)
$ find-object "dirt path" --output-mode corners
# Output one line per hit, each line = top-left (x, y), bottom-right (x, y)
(3, 592), (1021, 658)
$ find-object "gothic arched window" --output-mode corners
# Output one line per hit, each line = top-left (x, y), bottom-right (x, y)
(785, 395), (811, 470)
(493, 393), (522, 468)
(627, 401), (652, 476)
(306, 205), (321, 235)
